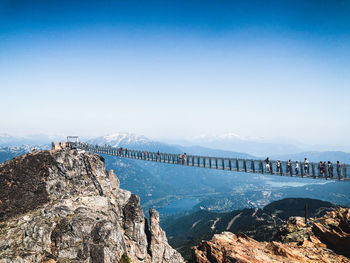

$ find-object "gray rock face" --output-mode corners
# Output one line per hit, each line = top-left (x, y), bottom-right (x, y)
(0, 149), (184, 263)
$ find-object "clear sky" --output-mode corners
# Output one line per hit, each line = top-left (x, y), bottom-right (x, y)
(1, 0), (349, 147)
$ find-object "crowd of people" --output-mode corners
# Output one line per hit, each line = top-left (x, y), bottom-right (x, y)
(264, 157), (343, 179)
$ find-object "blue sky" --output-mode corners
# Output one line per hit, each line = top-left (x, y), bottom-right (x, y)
(1, 0), (350, 148)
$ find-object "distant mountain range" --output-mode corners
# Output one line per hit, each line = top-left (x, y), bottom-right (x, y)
(174, 133), (350, 157)
(184, 133), (302, 156)
(0, 133), (64, 146)
(0, 145), (50, 164)
(0, 146), (30, 163)
(87, 133), (182, 153)
(88, 133), (256, 159)
(1, 132), (349, 163)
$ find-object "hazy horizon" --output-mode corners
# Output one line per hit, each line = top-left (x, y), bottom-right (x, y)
(1, 1), (349, 148)
(1, 131), (350, 154)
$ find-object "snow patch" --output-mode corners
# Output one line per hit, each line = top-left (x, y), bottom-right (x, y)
(226, 212), (242, 230)
(211, 218), (220, 231)
(191, 220), (201, 229)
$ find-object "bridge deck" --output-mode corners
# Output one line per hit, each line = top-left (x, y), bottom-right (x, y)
(74, 142), (350, 181)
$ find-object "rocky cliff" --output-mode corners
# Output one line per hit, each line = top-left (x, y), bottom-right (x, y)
(0, 148), (184, 263)
(192, 207), (350, 263)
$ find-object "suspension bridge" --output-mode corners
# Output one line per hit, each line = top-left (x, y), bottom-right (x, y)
(64, 137), (350, 181)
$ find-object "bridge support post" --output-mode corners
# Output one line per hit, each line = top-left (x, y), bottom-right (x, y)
(252, 161), (255, 173)
(270, 161), (273, 174)
(312, 163), (315, 178)
(280, 163), (283, 175)
(236, 159), (239, 172)
(229, 159), (232, 170)
(244, 160), (247, 172)
(301, 163), (304, 177)
(215, 158), (218, 169)
(344, 166), (347, 179)
(222, 159), (225, 170)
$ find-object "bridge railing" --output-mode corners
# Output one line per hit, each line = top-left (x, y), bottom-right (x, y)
(74, 142), (350, 180)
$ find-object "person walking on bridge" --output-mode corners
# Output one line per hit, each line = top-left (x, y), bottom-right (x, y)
(265, 157), (270, 173)
(276, 160), (281, 174)
(318, 161), (322, 177)
(287, 160), (292, 175)
(327, 161), (334, 178)
(336, 161), (342, 180)
(295, 161), (299, 175)
(304, 158), (309, 176)
(178, 154), (183, 164)
(320, 161), (326, 178)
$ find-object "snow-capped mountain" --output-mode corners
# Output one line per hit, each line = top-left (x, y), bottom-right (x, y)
(87, 133), (182, 153)
(87, 133), (256, 158)
(89, 133), (151, 146)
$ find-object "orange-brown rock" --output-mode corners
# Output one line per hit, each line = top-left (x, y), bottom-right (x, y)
(312, 208), (350, 257)
(193, 207), (350, 263)
(192, 231), (350, 263)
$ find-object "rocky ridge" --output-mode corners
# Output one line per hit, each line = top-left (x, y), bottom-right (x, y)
(0, 148), (184, 263)
(192, 207), (350, 263)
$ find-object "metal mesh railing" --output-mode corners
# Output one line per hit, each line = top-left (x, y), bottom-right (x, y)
(72, 142), (350, 181)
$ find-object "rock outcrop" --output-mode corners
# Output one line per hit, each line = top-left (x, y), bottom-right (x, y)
(193, 208), (350, 263)
(193, 231), (350, 263)
(0, 149), (184, 263)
